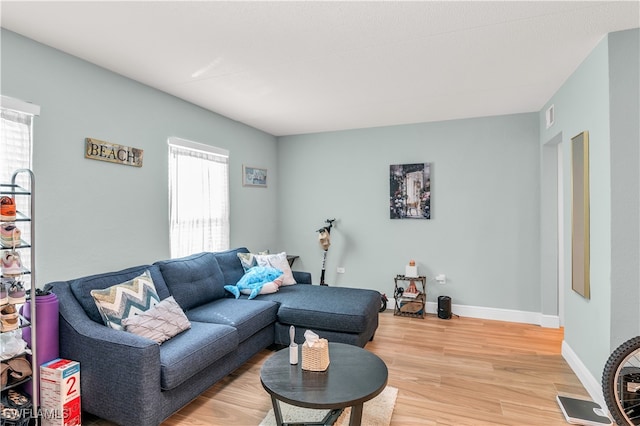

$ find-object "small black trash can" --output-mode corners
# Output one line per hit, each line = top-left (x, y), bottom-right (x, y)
(437, 295), (451, 319)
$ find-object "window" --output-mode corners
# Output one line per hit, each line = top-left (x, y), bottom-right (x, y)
(1, 96), (37, 182)
(168, 137), (229, 258)
(1, 95), (40, 288)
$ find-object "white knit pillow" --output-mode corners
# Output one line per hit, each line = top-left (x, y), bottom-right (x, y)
(122, 296), (191, 344)
(254, 252), (296, 285)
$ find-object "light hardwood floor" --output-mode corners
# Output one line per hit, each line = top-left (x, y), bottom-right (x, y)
(86, 311), (590, 425)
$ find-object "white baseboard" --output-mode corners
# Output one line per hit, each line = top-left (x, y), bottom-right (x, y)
(540, 314), (561, 328)
(561, 340), (605, 409)
(419, 301), (561, 328)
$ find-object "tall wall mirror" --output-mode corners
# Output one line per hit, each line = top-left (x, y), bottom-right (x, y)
(571, 131), (590, 299)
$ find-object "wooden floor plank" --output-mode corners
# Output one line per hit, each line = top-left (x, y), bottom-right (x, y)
(85, 312), (590, 425)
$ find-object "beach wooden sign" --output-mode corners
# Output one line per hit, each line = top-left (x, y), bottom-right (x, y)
(85, 138), (143, 167)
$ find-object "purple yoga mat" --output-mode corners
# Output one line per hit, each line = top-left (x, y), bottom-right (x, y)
(21, 292), (59, 401)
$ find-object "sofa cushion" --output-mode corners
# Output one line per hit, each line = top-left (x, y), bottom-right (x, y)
(213, 247), (250, 285)
(90, 270), (161, 330)
(258, 285), (380, 334)
(185, 298), (278, 342)
(122, 296), (191, 344)
(159, 321), (238, 390)
(69, 265), (170, 324)
(155, 252), (226, 311)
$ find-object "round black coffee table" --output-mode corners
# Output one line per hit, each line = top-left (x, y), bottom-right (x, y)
(260, 342), (388, 426)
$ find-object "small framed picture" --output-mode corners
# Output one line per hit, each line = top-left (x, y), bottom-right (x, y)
(242, 165), (267, 187)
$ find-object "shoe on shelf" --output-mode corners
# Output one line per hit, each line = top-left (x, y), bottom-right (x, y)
(0, 304), (19, 332)
(0, 197), (16, 222)
(0, 224), (21, 249)
(3, 388), (32, 411)
(0, 283), (7, 306)
(1, 251), (22, 277)
(0, 402), (21, 426)
(7, 282), (25, 305)
(0, 362), (8, 387)
(5, 356), (32, 385)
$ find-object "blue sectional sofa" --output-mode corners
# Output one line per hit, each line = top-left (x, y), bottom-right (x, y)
(49, 247), (380, 426)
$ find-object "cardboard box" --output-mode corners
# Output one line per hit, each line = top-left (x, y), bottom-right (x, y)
(40, 359), (81, 426)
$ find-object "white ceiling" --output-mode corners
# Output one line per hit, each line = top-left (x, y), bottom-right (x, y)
(1, 1), (638, 136)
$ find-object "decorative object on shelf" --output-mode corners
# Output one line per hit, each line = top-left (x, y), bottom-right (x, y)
(405, 259), (418, 277)
(399, 294), (426, 314)
(242, 165), (267, 187)
(316, 218), (335, 286)
(389, 163), (431, 219)
(403, 286), (419, 298)
(85, 137), (144, 167)
(403, 261), (420, 296)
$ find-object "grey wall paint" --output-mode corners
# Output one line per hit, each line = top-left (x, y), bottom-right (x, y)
(544, 36), (612, 381)
(277, 114), (541, 312)
(1, 29), (279, 284)
(539, 30), (639, 380)
(608, 29), (640, 349)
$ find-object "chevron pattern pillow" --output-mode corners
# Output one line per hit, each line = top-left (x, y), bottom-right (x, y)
(237, 250), (270, 272)
(90, 270), (160, 331)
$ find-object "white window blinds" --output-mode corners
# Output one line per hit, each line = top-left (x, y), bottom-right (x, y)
(1, 106), (34, 183)
(1, 96), (39, 288)
(168, 137), (230, 258)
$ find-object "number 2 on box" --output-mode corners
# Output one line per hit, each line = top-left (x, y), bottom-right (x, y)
(66, 376), (78, 397)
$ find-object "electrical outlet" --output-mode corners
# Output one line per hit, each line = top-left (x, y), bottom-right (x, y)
(436, 274), (446, 284)
(337, 267), (345, 274)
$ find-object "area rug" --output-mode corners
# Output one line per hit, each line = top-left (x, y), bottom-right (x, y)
(259, 386), (398, 426)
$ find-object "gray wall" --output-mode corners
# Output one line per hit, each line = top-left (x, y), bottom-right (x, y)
(608, 29), (640, 349)
(1, 29), (280, 283)
(540, 34), (612, 382)
(539, 28), (640, 381)
(277, 114), (541, 312)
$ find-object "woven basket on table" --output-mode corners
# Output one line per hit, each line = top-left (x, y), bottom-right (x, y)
(301, 338), (330, 371)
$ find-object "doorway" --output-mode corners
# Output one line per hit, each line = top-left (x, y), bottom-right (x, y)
(542, 133), (564, 327)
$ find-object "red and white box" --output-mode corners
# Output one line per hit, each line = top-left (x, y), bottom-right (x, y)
(40, 359), (81, 426)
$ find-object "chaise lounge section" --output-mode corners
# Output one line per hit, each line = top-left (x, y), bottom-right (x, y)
(49, 247), (380, 426)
